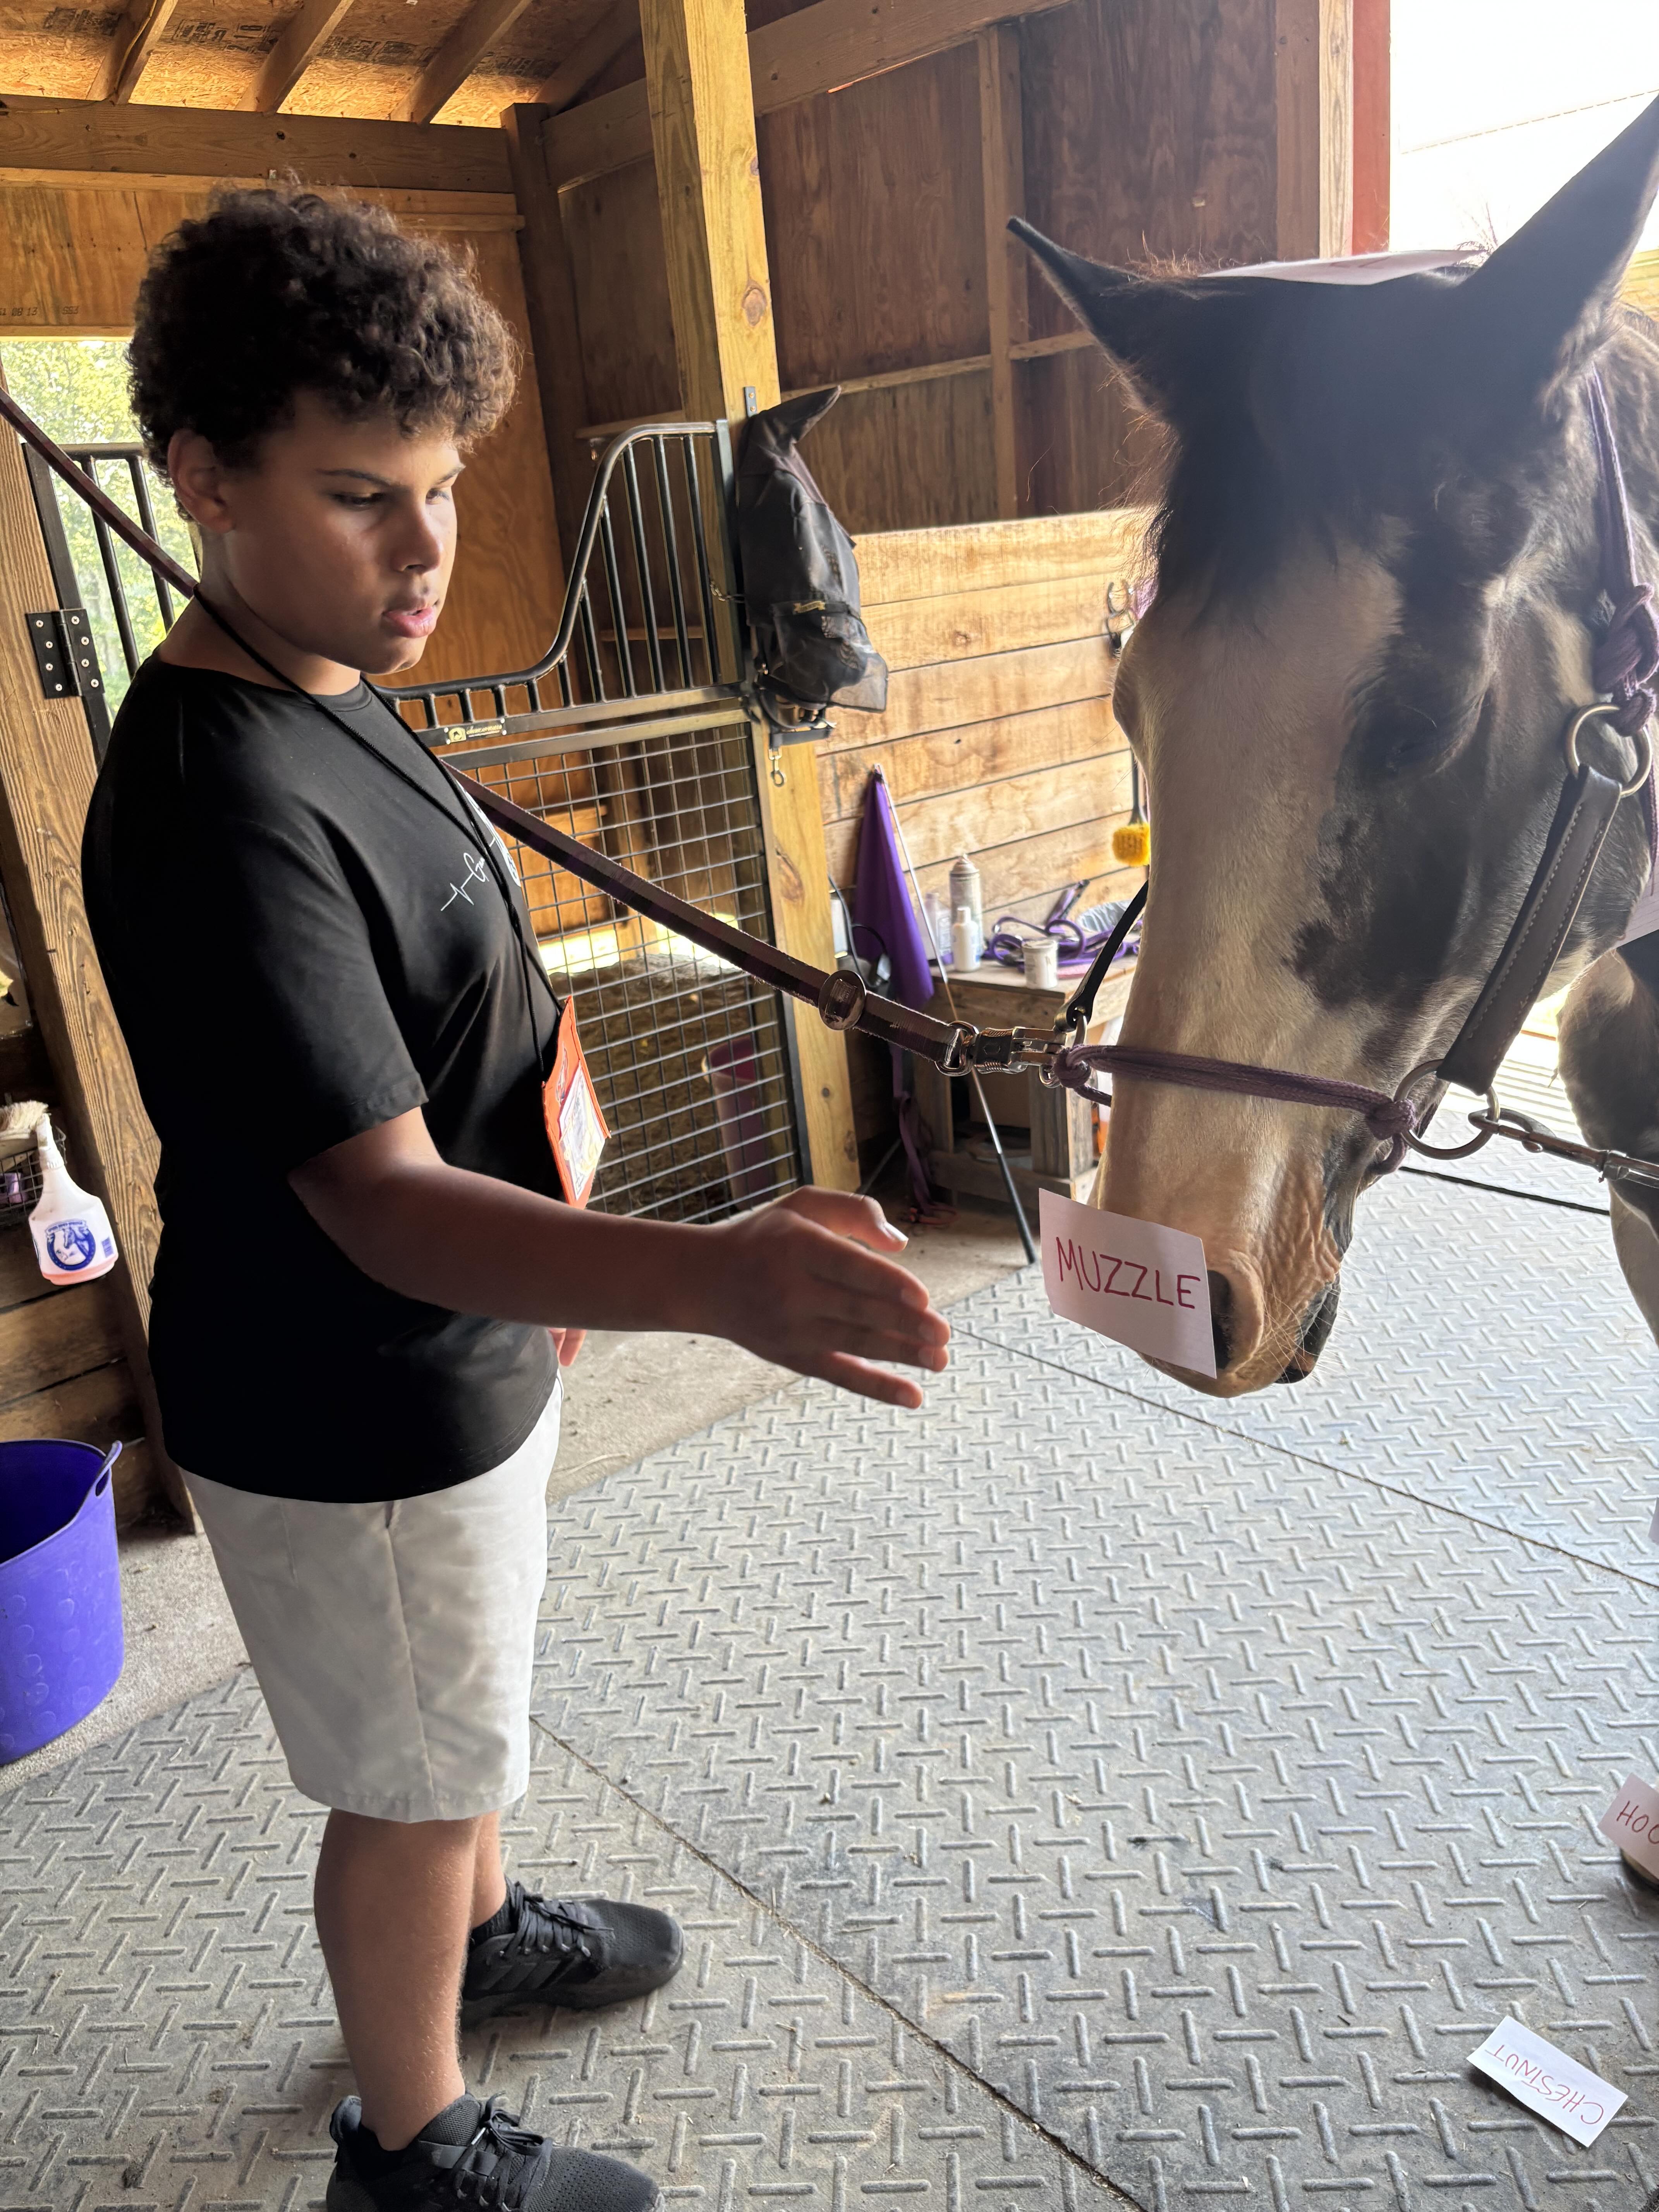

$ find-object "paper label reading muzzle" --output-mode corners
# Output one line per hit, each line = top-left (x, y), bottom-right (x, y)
(1039, 1190), (1217, 1377)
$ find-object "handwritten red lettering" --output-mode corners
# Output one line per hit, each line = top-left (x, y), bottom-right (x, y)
(1128, 1262), (1151, 1302)
(1154, 1269), (1174, 1307)
(1177, 1273), (1199, 1309)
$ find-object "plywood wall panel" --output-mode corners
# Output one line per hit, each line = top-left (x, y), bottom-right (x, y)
(412, 223), (566, 687)
(801, 372), (995, 538)
(1020, 0), (1278, 326)
(1017, 0), (1276, 518)
(759, 43), (986, 388)
(1018, 344), (1168, 523)
(560, 152), (678, 428)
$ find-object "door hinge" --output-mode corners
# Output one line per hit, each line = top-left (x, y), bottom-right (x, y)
(26, 608), (104, 703)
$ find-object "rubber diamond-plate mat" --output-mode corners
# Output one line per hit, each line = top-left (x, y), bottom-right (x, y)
(4, 1165), (1658, 2212)
(533, 1218), (1659, 2208)
(965, 1166), (1659, 1584)
(0, 1678), (1101, 2212)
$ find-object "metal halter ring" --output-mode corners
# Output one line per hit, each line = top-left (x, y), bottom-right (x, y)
(1393, 1059), (1501, 1161)
(1563, 702), (1656, 797)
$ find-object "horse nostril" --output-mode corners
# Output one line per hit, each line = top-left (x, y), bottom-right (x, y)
(1207, 1270), (1234, 1372)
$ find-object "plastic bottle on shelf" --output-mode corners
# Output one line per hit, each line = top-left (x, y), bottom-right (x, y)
(948, 854), (982, 961)
(951, 906), (979, 974)
(29, 1120), (118, 1287)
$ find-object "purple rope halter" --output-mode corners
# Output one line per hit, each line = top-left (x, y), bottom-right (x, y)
(1051, 1045), (1419, 1171)
(1047, 367), (1656, 1171)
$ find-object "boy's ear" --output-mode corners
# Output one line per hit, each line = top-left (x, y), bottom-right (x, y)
(166, 428), (233, 536)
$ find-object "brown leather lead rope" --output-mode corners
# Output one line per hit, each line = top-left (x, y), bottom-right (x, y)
(5, 383), (1654, 1193)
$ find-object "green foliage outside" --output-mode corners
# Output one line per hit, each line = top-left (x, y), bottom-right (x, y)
(1, 338), (196, 712)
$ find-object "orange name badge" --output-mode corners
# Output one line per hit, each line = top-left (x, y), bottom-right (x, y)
(542, 1006), (609, 1207)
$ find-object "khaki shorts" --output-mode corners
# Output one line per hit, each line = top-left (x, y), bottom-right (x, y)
(182, 1382), (560, 1823)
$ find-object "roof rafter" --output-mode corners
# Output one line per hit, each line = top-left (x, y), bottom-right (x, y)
(92, 0), (179, 104)
(533, 0), (638, 112)
(251, 0), (359, 113)
(402, 0), (536, 125)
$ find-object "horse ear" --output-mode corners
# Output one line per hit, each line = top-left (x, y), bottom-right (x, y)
(1008, 220), (1225, 422)
(1455, 91), (1659, 400)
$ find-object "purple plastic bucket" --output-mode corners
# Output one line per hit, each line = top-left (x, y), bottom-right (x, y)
(0, 1439), (122, 1763)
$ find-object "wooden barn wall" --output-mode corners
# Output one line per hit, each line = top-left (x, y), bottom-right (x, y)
(821, 508), (1149, 1152)
(1017, 0), (1279, 516)
(558, 0), (1285, 531)
(757, 42), (996, 535)
(0, 177), (563, 689)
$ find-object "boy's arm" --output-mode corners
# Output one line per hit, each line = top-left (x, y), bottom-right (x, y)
(289, 1107), (949, 1408)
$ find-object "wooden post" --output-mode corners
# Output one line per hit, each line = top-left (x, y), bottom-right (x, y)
(0, 427), (190, 1523)
(639, 0), (859, 1192)
(503, 102), (597, 571)
(1274, 0), (1354, 261)
(978, 23), (1028, 521)
(1350, 0), (1389, 254)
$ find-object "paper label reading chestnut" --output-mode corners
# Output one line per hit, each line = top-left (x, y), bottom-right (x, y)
(1039, 1191), (1216, 1377)
(1599, 1773), (1659, 1880)
(1467, 2018), (1625, 2147)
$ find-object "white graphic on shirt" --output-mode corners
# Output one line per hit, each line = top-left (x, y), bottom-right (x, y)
(455, 787), (522, 884)
(440, 850), (490, 911)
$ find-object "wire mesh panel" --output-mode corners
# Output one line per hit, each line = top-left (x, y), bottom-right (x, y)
(453, 718), (799, 1221)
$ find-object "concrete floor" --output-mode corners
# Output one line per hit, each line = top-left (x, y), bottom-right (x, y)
(0, 1193), (1029, 1798)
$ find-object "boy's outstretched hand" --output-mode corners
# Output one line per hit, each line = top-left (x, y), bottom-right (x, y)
(709, 1189), (950, 1407)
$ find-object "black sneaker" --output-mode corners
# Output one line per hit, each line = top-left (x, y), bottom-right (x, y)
(462, 1880), (684, 2013)
(326, 2093), (661, 2211)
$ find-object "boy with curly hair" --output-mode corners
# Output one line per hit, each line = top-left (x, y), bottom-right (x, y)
(82, 187), (948, 2212)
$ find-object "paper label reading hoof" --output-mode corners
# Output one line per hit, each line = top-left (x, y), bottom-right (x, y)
(1039, 1190), (1216, 1377)
(1467, 2017), (1624, 2146)
(1599, 1773), (1659, 1879)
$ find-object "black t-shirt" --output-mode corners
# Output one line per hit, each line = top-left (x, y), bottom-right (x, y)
(82, 656), (563, 1503)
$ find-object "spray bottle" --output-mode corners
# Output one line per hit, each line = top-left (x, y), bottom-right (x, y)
(29, 1119), (118, 1286)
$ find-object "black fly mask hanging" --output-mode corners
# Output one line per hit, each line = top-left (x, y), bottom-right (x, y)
(736, 387), (888, 728)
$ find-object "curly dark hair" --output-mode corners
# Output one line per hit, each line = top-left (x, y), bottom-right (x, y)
(128, 185), (518, 472)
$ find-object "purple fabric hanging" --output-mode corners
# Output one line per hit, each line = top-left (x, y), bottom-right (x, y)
(852, 769), (935, 1011)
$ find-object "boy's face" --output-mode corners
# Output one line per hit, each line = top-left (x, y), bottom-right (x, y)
(171, 391), (463, 677)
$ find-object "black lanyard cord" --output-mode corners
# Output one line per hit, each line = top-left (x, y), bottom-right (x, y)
(189, 592), (562, 1066)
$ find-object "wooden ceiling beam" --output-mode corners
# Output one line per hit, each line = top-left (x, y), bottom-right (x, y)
(533, 0), (637, 112)
(0, 94), (514, 191)
(92, 0), (179, 104)
(545, 0), (1075, 189)
(251, 0), (358, 113)
(402, 0), (536, 124)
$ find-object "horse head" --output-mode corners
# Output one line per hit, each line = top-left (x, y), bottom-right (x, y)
(1015, 94), (1659, 1396)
